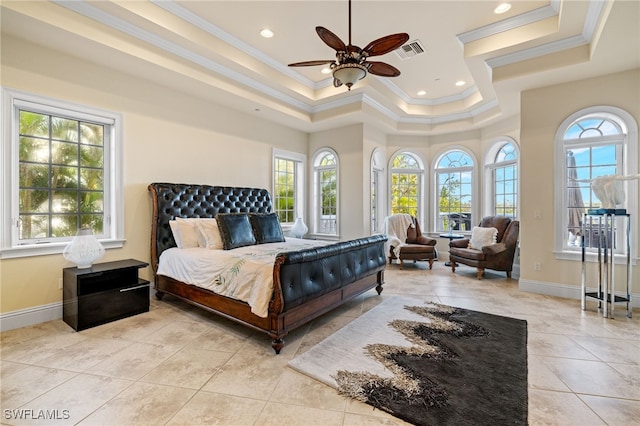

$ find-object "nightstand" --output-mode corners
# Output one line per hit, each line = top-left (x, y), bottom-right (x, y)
(63, 259), (150, 331)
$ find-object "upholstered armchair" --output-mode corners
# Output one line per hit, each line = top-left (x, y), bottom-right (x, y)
(385, 214), (438, 269)
(449, 216), (519, 279)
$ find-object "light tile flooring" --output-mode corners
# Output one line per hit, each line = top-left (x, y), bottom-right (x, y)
(1, 262), (639, 425)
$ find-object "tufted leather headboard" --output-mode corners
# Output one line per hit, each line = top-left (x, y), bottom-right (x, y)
(148, 183), (272, 272)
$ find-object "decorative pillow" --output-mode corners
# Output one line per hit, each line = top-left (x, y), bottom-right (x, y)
(195, 218), (223, 250)
(216, 213), (257, 250)
(170, 218), (201, 249)
(250, 213), (285, 244)
(468, 226), (498, 250)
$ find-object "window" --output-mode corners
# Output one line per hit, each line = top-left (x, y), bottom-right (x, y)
(272, 149), (305, 225)
(370, 148), (385, 234)
(486, 140), (518, 218)
(312, 149), (338, 235)
(389, 151), (423, 217)
(554, 107), (638, 260)
(435, 149), (474, 233)
(1, 88), (124, 258)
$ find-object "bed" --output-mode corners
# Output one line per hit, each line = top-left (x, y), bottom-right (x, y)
(148, 183), (387, 353)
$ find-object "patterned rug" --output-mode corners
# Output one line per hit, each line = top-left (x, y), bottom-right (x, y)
(288, 296), (528, 426)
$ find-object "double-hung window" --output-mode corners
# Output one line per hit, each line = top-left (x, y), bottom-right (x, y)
(389, 151), (423, 217)
(1, 88), (124, 258)
(435, 149), (474, 233)
(312, 149), (338, 236)
(272, 149), (305, 225)
(487, 141), (518, 218)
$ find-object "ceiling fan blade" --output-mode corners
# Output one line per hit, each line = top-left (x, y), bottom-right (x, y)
(362, 33), (410, 57)
(316, 26), (346, 52)
(367, 61), (402, 77)
(288, 60), (335, 67)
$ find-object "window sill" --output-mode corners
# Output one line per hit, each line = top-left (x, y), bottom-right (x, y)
(0, 239), (125, 260)
(554, 250), (638, 266)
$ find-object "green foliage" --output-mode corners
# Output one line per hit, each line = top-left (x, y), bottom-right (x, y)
(18, 110), (104, 239)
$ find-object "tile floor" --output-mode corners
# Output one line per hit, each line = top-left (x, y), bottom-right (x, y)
(1, 262), (639, 425)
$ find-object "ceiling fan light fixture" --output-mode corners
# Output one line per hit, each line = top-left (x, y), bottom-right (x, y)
(333, 63), (367, 90)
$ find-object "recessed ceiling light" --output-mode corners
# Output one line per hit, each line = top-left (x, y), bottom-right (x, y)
(260, 28), (274, 38)
(417, 90), (427, 96)
(321, 67), (332, 74)
(455, 80), (466, 87)
(494, 3), (511, 14)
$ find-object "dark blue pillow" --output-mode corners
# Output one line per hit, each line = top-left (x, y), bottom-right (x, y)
(250, 213), (285, 244)
(216, 213), (256, 250)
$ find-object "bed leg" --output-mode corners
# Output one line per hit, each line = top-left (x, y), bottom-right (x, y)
(271, 338), (284, 354)
(155, 291), (165, 300)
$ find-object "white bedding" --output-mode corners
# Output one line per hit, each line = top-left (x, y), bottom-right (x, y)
(157, 238), (329, 318)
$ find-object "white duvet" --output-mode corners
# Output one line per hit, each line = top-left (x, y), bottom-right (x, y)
(156, 238), (329, 318)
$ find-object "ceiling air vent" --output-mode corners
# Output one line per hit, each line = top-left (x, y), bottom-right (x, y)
(395, 39), (426, 60)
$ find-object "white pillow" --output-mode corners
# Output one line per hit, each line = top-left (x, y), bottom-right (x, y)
(170, 218), (202, 249)
(195, 218), (223, 250)
(468, 226), (498, 250)
(169, 220), (183, 247)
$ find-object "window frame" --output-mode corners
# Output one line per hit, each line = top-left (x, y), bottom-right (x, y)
(312, 148), (339, 237)
(553, 106), (638, 262)
(433, 147), (477, 234)
(370, 148), (386, 234)
(484, 138), (519, 219)
(1, 87), (124, 259)
(388, 150), (425, 223)
(272, 148), (306, 226)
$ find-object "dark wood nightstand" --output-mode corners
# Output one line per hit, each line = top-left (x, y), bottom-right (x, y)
(63, 259), (150, 331)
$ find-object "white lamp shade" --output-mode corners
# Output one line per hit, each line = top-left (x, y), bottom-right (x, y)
(333, 63), (367, 89)
(63, 228), (105, 269)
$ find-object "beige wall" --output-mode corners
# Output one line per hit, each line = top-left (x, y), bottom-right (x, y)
(309, 124), (366, 240)
(0, 36), (307, 314)
(2, 33), (638, 321)
(519, 69), (640, 295)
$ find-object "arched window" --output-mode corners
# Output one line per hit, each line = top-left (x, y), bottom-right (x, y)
(389, 151), (424, 218)
(485, 140), (519, 218)
(435, 149), (474, 233)
(554, 107), (638, 258)
(312, 149), (338, 236)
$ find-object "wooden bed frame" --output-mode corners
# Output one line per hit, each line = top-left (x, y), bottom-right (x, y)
(148, 183), (387, 353)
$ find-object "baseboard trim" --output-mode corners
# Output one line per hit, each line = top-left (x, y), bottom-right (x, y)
(519, 279), (639, 309)
(0, 302), (63, 332)
(0, 283), (156, 332)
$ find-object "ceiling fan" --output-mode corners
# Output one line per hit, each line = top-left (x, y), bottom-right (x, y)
(288, 0), (409, 91)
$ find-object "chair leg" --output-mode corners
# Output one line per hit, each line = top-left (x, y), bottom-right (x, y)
(428, 258), (434, 269)
(451, 261), (456, 273)
(506, 270), (512, 279)
(399, 259), (404, 269)
(476, 268), (484, 280)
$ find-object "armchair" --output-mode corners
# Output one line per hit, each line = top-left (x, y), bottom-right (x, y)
(449, 216), (519, 279)
(385, 214), (438, 269)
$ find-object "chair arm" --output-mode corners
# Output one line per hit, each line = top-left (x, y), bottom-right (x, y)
(482, 242), (507, 256)
(413, 235), (437, 246)
(449, 238), (470, 248)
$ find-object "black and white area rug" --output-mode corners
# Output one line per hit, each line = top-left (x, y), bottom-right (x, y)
(288, 296), (528, 426)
